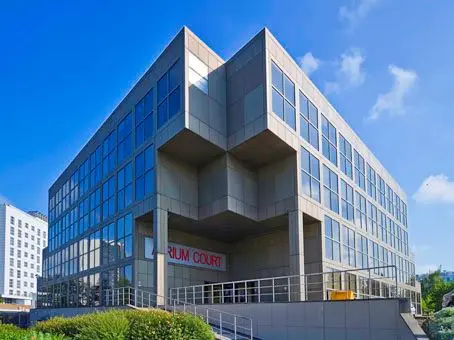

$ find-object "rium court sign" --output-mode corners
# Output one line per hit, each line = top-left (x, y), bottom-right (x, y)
(144, 237), (227, 271)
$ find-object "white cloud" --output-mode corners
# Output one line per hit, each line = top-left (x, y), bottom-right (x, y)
(413, 174), (454, 204)
(339, 0), (381, 29)
(299, 52), (320, 76)
(324, 81), (341, 95)
(339, 48), (366, 86)
(416, 264), (439, 275)
(324, 48), (365, 94)
(369, 65), (417, 120)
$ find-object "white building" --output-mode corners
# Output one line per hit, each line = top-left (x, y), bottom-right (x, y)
(0, 204), (48, 306)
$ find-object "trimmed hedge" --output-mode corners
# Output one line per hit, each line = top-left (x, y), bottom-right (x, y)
(34, 309), (215, 340)
(0, 323), (65, 340)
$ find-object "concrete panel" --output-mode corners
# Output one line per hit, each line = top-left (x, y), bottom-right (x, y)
(324, 302), (346, 328)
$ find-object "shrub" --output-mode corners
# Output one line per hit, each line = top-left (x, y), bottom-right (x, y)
(0, 323), (65, 340)
(75, 310), (129, 340)
(35, 309), (214, 340)
(423, 307), (454, 340)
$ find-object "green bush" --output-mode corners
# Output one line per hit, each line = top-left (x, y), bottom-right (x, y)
(34, 309), (214, 340)
(0, 323), (65, 340)
(124, 309), (214, 340)
(423, 307), (454, 340)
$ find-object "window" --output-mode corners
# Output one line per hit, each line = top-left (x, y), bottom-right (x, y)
(299, 92), (318, 149)
(16, 270), (20, 279)
(271, 62), (296, 129)
(10, 248), (14, 257)
(10, 216), (15, 225)
(366, 164), (377, 200)
(17, 260), (21, 268)
(31, 225), (35, 231)
(386, 185), (394, 215)
(10, 236), (14, 246)
(117, 214), (133, 259)
(301, 147), (320, 202)
(339, 134), (353, 179)
(378, 210), (387, 243)
(135, 145), (155, 201)
(102, 176), (115, 221)
(9, 268), (13, 276)
(79, 197), (89, 234)
(342, 226), (356, 267)
(355, 191), (367, 230)
(79, 158), (90, 196)
(325, 216), (340, 262)
(9, 258), (13, 267)
(377, 175), (386, 208)
(371, 241), (380, 274)
(18, 220), (22, 228)
(89, 231), (101, 269)
(354, 150), (366, 191)
(18, 240), (22, 248)
(10, 226), (14, 236)
(367, 201), (378, 236)
(90, 146), (102, 189)
(117, 113), (132, 164)
(323, 165), (339, 214)
(89, 188), (101, 227)
(189, 53), (208, 94)
(17, 249), (21, 258)
(102, 131), (116, 178)
(340, 180), (354, 222)
(157, 60), (182, 129)
(321, 115), (337, 165)
(356, 234), (368, 268)
(9, 279), (13, 288)
(135, 89), (154, 147)
(102, 223), (117, 264)
(117, 162), (132, 211)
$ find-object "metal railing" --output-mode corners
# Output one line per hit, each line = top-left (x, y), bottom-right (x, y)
(104, 286), (253, 340)
(170, 265), (399, 305)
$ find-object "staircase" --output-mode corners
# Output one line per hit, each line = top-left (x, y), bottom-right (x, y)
(104, 286), (255, 340)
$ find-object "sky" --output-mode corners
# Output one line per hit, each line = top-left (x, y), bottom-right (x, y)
(0, 0), (453, 274)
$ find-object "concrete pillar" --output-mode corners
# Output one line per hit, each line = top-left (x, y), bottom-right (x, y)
(153, 208), (168, 306)
(288, 209), (305, 300)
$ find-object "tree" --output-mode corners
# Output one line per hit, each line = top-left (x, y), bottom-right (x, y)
(420, 269), (454, 314)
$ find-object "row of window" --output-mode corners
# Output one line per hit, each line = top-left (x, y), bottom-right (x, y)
(301, 147), (409, 256)
(49, 59), (182, 224)
(324, 216), (415, 286)
(9, 257), (40, 273)
(271, 60), (407, 228)
(48, 146), (154, 253)
(44, 214), (133, 281)
(37, 264), (132, 308)
(9, 217), (44, 235)
(8, 278), (35, 289)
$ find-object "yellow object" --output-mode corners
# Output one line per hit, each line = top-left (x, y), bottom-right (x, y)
(330, 290), (355, 300)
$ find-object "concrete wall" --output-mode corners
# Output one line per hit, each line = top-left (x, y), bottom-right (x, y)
(186, 29), (227, 150)
(157, 151), (198, 220)
(258, 154), (297, 221)
(230, 229), (289, 280)
(204, 299), (424, 340)
(226, 30), (267, 149)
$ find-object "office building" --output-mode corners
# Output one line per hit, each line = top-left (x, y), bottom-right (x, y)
(0, 204), (47, 306)
(38, 27), (421, 313)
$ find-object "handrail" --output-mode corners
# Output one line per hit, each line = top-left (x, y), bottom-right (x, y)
(170, 265), (401, 305)
(103, 286), (253, 340)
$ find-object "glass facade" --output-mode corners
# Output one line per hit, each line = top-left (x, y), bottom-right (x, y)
(301, 147), (320, 202)
(41, 59), (178, 309)
(271, 62), (296, 130)
(299, 92), (319, 149)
